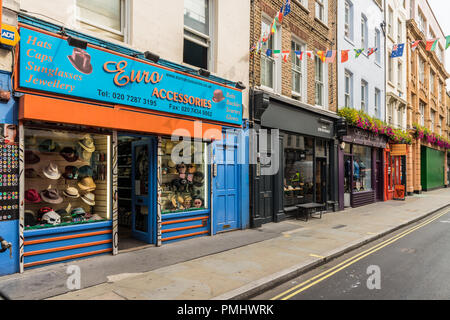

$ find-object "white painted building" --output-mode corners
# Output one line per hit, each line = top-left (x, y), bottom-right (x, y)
(337, 0), (386, 121)
(385, 0), (408, 129)
(19, 0), (251, 118)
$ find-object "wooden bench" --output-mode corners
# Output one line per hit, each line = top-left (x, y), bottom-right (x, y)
(296, 203), (326, 222)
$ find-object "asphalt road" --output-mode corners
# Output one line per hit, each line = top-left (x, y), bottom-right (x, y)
(253, 209), (450, 300)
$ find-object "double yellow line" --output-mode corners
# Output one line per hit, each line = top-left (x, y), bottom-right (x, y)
(272, 209), (449, 300)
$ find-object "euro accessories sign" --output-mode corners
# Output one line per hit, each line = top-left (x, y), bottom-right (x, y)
(1, 24), (20, 46)
(18, 26), (243, 126)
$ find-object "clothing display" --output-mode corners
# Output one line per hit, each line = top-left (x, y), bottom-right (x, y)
(24, 128), (109, 230)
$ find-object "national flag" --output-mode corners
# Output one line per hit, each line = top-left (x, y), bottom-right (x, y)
(272, 50), (281, 59)
(367, 47), (377, 56)
(425, 38), (438, 51)
(325, 50), (336, 63)
(276, 5), (284, 23)
(305, 51), (314, 59)
(261, 31), (269, 43)
(391, 43), (405, 58)
(316, 51), (326, 62)
(411, 40), (421, 51)
(294, 50), (303, 60)
(282, 50), (290, 62)
(284, 0), (291, 16)
(341, 50), (349, 63)
(445, 35), (450, 50)
(265, 49), (272, 57)
(354, 49), (364, 58)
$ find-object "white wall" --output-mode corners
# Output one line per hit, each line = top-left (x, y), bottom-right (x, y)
(337, 0), (386, 121)
(19, 0), (250, 119)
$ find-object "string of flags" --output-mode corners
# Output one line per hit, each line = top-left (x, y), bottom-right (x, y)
(250, 0), (450, 64)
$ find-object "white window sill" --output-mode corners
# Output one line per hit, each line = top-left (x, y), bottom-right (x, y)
(314, 17), (329, 29)
(293, 0), (310, 14)
(344, 37), (355, 47)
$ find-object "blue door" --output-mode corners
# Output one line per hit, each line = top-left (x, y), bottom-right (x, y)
(213, 132), (240, 233)
(131, 139), (156, 243)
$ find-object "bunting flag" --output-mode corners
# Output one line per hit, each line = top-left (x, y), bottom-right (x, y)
(305, 51), (314, 59)
(317, 51), (326, 62)
(411, 40), (421, 51)
(325, 50), (336, 63)
(250, 43), (257, 54)
(367, 47), (377, 56)
(425, 38), (438, 51)
(391, 43), (405, 58)
(265, 49), (272, 57)
(446, 35), (450, 50)
(354, 49), (364, 58)
(283, 0), (291, 16)
(275, 5), (284, 23)
(341, 50), (349, 63)
(294, 50), (303, 60)
(282, 50), (290, 62)
(270, 19), (276, 35)
(272, 50), (281, 59)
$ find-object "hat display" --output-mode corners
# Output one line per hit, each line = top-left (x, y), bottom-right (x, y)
(81, 192), (95, 206)
(40, 189), (63, 204)
(78, 134), (96, 153)
(25, 150), (40, 164)
(25, 210), (37, 227)
(68, 47), (93, 75)
(165, 141), (174, 154)
(42, 210), (61, 225)
(63, 166), (79, 180)
(63, 186), (80, 198)
(56, 209), (72, 223)
(25, 168), (39, 178)
(25, 189), (41, 203)
(25, 135), (37, 148)
(168, 160), (176, 168)
(78, 165), (93, 179)
(71, 207), (86, 221)
(78, 176), (96, 191)
(60, 147), (79, 162)
(42, 162), (61, 180)
(38, 139), (60, 153)
(81, 150), (93, 161)
(37, 207), (53, 221)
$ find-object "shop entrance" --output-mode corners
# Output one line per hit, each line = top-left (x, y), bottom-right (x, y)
(315, 157), (327, 203)
(117, 135), (156, 251)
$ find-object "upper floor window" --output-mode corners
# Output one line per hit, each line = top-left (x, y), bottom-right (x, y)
(397, 19), (402, 43)
(344, 1), (353, 40)
(291, 40), (306, 97)
(430, 70), (435, 94)
(439, 117), (443, 135)
(315, 0), (327, 24)
(183, 0), (212, 70)
(315, 56), (324, 106)
(388, 7), (393, 38)
(419, 56), (425, 84)
(397, 61), (402, 88)
(388, 53), (394, 83)
(260, 18), (279, 90)
(430, 110), (436, 130)
(76, 0), (126, 41)
(374, 88), (381, 118)
(375, 29), (381, 63)
(439, 81), (443, 104)
(344, 70), (353, 108)
(361, 15), (368, 49)
(361, 80), (368, 113)
(417, 9), (426, 35)
(419, 102), (425, 126)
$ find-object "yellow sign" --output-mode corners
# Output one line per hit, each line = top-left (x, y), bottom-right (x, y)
(391, 144), (407, 156)
(0, 24), (20, 46)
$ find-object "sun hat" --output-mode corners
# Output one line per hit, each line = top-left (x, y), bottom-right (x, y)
(25, 150), (40, 164)
(25, 189), (41, 203)
(38, 139), (60, 153)
(40, 189), (63, 204)
(78, 176), (96, 191)
(168, 160), (176, 168)
(63, 166), (79, 180)
(63, 186), (80, 198)
(81, 192), (95, 206)
(60, 147), (79, 162)
(165, 141), (174, 154)
(78, 165), (93, 179)
(78, 134), (95, 153)
(42, 162), (61, 180)
(81, 150), (93, 161)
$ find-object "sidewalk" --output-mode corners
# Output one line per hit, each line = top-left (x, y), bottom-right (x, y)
(2, 188), (450, 300)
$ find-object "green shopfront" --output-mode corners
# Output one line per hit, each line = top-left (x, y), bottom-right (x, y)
(421, 146), (446, 191)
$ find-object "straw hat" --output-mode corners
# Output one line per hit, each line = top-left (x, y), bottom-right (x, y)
(42, 162), (61, 180)
(81, 192), (95, 206)
(63, 186), (80, 198)
(78, 134), (95, 153)
(78, 176), (96, 191)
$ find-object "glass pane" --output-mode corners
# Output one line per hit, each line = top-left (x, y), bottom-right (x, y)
(183, 38), (208, 69)
(184, 0), (209, 35)
(77, 0), (121, 32)
(24, 127), (111, 230)
(134, 205), (148, 232)
(134, 145), (149, 197)
(160, 138), (209, 214)
(284, 136), (314, 206)
(352, 145), (372, 192)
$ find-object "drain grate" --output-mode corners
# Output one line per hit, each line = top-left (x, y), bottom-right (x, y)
(333, 224), (347, 229)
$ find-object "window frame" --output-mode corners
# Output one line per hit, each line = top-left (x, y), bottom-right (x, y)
(315, 55), (325, 107)
(75, 0), (128, 40)
(360, 79), (368, 113)
(419, 102), (425, 126)
(374, 88), (381, 119)
(315, 0), (328, 24)
(344, 0), (353, 41)
(344, 70), (353, 108)
(361, 15), (368, 50)
(388, 6), (394, 38)
(260, 15), (281, 93)
(291, 39), (306, 99)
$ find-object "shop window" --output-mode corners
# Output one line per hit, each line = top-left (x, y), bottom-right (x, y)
(352, 145), (372, 192)
(76, 0), (126, 42)
(284, 135), (314, 206)
(183, 0), (212, 70)
(24, 128), (111, 230)
(160, 138), (209, 214)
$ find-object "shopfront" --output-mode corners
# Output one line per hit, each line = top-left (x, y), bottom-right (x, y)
(11, 18), (247, 273)
(421, 146), (446, 191)
(384, 144), (407, 201)
(250, 91), (338, 227)
(338, 127), (387, 209)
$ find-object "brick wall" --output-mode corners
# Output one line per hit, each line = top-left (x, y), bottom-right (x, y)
(250, 0), (337, 112)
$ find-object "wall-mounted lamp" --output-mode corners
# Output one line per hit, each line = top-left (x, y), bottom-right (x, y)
(235, 81), (246, 90)
(144, 51), (160, 63)
(67, 36), (88, 50)
(198, 68), (211, 78)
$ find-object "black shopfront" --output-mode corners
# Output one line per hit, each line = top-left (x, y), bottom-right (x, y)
(250, 90), (339, 228)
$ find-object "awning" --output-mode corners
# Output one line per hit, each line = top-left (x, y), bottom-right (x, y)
(19, 94), (223, 140)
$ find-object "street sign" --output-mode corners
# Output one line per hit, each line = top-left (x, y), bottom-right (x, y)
(0, 24), (20, 46)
